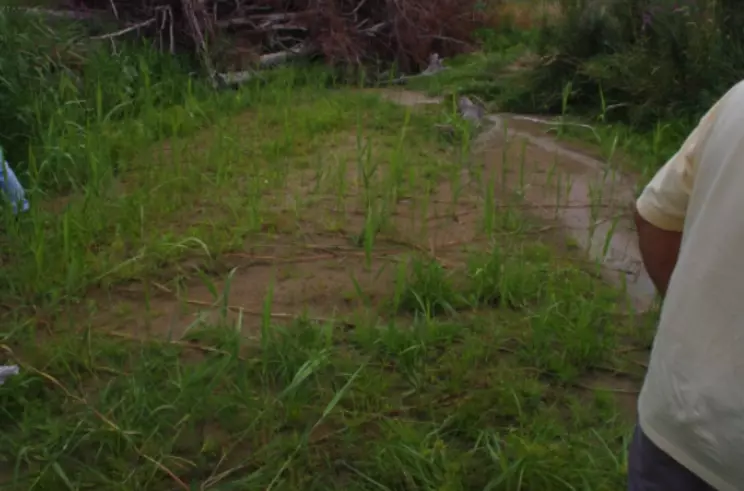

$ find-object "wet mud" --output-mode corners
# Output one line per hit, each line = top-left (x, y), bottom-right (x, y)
(376, 88), (656, 311)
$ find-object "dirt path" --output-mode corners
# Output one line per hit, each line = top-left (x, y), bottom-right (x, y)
(377, 88), (656, 311)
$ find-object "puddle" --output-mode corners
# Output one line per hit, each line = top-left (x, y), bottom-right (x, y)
(375, 88), (656, 311)
(371, 89), (443, 107)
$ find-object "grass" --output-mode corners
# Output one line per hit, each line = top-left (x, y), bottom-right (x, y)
(0, 17), (660, 490)
(412, 49), (691, 186)
(407, 0), (699, 184)
(546, 117), (690, 187)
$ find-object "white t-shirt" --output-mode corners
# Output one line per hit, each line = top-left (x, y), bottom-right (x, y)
(636, 80), (744, 491)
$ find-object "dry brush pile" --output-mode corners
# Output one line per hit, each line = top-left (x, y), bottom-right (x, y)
(50, 0), (489, 80)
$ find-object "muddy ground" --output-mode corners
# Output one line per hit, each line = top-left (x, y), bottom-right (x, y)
(0, 86), (658, 489)
(84, 88), (655, 337)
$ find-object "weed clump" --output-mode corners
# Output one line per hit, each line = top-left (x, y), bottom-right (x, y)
(393, 257), (466, 316)
(466, 244), (549, 309)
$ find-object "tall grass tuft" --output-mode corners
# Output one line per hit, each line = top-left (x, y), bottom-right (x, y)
(0, 10), (204, 192)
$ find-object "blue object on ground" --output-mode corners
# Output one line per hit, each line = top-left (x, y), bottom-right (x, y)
(0, 365), (19, 385)
(0, 149), (29, 214)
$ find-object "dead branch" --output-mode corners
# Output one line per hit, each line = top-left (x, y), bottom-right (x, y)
(90, 17), (156, 39)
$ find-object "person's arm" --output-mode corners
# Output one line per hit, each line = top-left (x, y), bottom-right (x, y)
(634, 208), (682, 296)
(634, 106), (718, 296)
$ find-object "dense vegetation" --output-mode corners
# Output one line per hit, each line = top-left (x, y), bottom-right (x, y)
(507, 0), (743, 128)
(0, 2), (722, 488)
(0, 12), (213, 191)
(3, 0), (739, 182)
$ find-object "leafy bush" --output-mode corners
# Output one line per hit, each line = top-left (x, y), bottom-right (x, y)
(507, 0), (744, 126)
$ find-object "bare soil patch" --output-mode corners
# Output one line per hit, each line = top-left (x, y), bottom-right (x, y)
(1, 86), (654, 490)
(76, 89), (650, 418)
(84, 119), (487, 339)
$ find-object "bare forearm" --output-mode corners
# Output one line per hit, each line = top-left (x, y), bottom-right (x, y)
(634, 210), (682, 297)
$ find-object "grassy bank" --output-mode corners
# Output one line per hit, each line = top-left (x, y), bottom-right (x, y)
(0, 82), (653, 487)
(409, 50), (683, 185)
(0, 9), (656, 490)
(413, 0), (743, 181)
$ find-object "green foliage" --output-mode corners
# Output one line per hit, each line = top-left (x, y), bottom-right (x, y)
(508, 0), (744, 127)
(0, 11), (203, 191)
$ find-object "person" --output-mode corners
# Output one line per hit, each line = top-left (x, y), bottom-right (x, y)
(631, 81), (744, 491)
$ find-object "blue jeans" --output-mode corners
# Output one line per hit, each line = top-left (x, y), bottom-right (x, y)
(628, 425), (713, 491)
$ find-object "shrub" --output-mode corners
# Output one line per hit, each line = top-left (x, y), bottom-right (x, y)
(507, 0), (744, 127)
